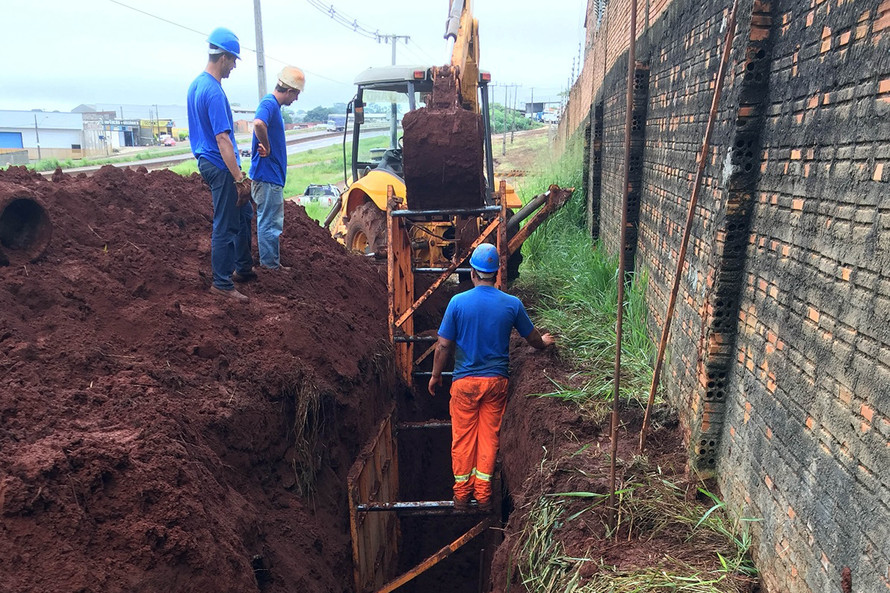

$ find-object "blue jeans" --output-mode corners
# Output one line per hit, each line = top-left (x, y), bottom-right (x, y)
(251, 180), (284, 268)
(198, 158), (253, 290)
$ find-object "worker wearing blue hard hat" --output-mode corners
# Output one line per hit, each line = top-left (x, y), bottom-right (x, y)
(429, 243), (555, 512)
(187, 26), (255, 302)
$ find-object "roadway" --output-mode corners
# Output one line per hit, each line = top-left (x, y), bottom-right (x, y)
(47, 130), (352, 176)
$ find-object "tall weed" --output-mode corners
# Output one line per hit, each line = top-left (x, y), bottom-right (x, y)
(514, 133), (654, 406)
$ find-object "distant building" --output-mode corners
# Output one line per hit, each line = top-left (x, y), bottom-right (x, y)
(0, 110), (85, 161)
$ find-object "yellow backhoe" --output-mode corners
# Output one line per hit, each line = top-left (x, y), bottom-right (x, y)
(323, 0), (572, 384)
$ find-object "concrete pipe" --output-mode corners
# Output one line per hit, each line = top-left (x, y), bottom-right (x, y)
(0, 188), (53, 266)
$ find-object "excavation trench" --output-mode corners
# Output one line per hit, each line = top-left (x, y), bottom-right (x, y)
(0, 163), (582, 593)
(0, 165), (396, 593)
(0, 165), (704, 593)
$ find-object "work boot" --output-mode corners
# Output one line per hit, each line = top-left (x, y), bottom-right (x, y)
(261, 264), (291, 272)
(476, 498), (493, 513)
(453, 496), (471, 512)
(210, 285), (249, 302)
(232, 269), (257, 283)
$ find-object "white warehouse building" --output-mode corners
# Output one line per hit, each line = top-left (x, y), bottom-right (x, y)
(0, 110), (86, 163)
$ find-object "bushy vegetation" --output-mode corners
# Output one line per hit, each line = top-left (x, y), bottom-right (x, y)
(489, 102), (542, 135)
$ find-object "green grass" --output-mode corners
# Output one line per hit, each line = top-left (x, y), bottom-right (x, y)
(170, 137), (390, 211)
(505, 125), (758, 593)
(22, 147), (195, 172)
(516, 477), (758, 593)
(300, 202), (335, 223)
(513, 134), (654, 410)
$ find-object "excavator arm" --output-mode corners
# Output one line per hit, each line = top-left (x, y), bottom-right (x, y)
(445, 0), (481, 112)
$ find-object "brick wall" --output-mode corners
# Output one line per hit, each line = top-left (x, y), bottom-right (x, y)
(718, 0), (890, 591)
(567, 0), (889, 591)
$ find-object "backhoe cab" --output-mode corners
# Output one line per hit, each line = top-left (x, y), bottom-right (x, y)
(327, 65), (522, 268)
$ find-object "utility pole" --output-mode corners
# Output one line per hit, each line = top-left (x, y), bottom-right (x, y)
(378, 34), (410, 148)
(153, 104), (159, 143)
(33, 114), (41, 160)
(377, 34), (410, 66)
(511, 85), (521, 143)
(502, 84), (507, 156)
(253, 0), (267, 102)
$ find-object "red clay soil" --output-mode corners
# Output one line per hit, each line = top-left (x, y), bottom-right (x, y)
(0, 166), (395, 593)
(401, 107), (485, 211)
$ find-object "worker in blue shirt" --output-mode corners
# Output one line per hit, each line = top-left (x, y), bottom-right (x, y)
(249, 66), (304, 270)
(429, 243), (555, 511)
(187, 27), (254, 302)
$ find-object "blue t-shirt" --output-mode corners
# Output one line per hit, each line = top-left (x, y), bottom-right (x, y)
(437, 285), (535, 380)
(187, 71), (240, 172)
(249, 94), (287, 186)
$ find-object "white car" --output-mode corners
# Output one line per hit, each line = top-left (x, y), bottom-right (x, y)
(293, 184), (340, 207)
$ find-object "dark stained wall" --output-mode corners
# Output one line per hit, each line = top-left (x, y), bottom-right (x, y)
(577, 0), (889, 591)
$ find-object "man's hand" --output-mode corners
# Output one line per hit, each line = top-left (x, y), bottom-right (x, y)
(428, 374), (442, 396)
(235, 177), (252, 207)
(257, 144), (269, 157)
(525, 328), (556, 350)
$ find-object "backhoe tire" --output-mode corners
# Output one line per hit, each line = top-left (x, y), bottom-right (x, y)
(345, 202), (387, 257)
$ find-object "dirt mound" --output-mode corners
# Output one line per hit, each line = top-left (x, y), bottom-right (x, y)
(0, 166), (395, 592)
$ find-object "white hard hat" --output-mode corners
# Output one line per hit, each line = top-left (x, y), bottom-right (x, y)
(278, 66), (305, 92)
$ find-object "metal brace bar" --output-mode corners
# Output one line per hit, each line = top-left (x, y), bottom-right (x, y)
(396, 421), (452, 430)
(393, 336), (438, 343)
(374, 518), (493, 593)
(394, 216), (500, 329)
(390, 205), (501, 218)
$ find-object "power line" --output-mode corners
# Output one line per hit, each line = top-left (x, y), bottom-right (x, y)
(403, 40), (438, 64)
(400, 41), (435, 65)
(304, 0), (389, 41)
(304, 0), (441, 62)
(107, 0), (350, 86)
(107, 0), (205, 37)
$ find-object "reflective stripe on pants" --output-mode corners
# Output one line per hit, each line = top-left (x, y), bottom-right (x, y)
(450, 376), (508, 503)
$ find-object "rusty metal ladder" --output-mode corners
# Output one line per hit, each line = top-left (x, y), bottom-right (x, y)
(347, 407), (498, 593)
(346, 187), (509, 593)
(347, 183), (573, 593)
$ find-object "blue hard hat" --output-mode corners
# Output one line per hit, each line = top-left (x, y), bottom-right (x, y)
(207, 27), (241, 59)
(469, 243), (499, 273)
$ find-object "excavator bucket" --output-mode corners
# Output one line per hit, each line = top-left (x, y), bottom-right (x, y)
(400, 66), (485, 211)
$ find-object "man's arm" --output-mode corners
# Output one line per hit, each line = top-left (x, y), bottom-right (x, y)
(525, 328), (556, 350)
(428, 336), (455, 396)
(216, 131), (244, 182)
(253, 119), (270, 157)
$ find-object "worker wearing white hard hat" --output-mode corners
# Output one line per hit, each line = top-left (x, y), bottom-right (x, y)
(249, 66), (306, 271)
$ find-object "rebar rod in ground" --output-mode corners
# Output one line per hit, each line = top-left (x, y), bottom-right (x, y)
(374, 518), (493, 593)
(638, 0), (740, 454)
(608, 0), (638, 534)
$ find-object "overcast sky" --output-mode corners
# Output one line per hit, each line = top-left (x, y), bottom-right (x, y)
(2, 0), (587, 115)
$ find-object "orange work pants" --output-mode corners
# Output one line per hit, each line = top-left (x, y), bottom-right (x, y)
(449, 376), (509, 504)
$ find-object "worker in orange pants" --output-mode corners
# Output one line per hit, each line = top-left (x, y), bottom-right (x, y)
(449, 376), (509, 506)
(429, 244), (555, 511)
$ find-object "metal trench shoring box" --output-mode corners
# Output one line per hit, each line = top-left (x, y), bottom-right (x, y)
(347, 407), (401, 593)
